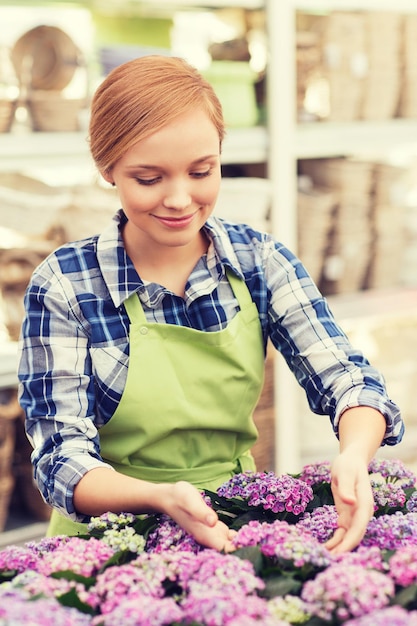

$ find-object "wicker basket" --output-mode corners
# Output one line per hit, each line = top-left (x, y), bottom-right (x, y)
(0, 99), (17, 133)
(0, 474), (15, 532)
(28, 91), (86, 132)
(12, 415), (52, 523)
(0, 414), (16, 478)
(0, 390), (21, 477)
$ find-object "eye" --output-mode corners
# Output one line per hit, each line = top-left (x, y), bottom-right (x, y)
(191, 169), (212, 179)
(135, 176), (161, 186)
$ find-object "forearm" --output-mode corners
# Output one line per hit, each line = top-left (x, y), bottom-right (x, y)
(73, 468), (235, 552)
(337, 406), (387, 462)
(73, 467), (171, 517)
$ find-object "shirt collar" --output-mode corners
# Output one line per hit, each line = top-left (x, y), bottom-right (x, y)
(96, 210), (245, 308)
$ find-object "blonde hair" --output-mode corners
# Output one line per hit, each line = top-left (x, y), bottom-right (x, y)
(89, 55), (225, 174)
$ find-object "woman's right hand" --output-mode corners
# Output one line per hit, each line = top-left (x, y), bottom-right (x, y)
(161, 480), (236, 552)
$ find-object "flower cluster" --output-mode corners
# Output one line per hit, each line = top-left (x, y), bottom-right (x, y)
(297, 505), (338, 543)
(301, 563), (395, 621)
(217, 471), (314, 516)
(368, 458), (416, 488)
(371, 479), (407, 513)
(233, 518), (331, 570)
(2, 458), (417, 625)
(298, 460), (332, 486)
(145, 514), (203, 554)
(362, 511), (417, 550)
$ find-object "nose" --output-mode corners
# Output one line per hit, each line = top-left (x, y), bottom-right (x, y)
(162, 179), (192, 211)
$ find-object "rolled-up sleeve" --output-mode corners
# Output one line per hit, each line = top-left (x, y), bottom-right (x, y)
(18, 261), (113, 521)
(264, 240), (404, 446)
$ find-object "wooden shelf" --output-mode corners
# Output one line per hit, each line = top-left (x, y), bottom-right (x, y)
(293, 0), (417, 12)
(0, 126), (269, 172)
(295, 119), (417, 159)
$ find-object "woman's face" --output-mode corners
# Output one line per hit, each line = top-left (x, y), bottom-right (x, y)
(106, 108), (222, 253)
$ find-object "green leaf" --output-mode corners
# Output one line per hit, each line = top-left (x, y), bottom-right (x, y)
(98, 549), (134, 571)
(394, 584), (417, 609)
(50, 570), (96, 588)
(233, 546), (264, 574)
(57, 588), (95, 614)
(260, 575), (302, 598)
(132, 514), (161, 538)
(0, 569), (18, 582)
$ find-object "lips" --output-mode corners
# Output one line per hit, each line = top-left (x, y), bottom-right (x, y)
(154, 213), (197, 229)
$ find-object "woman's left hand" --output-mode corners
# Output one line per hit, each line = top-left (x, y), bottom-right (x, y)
(324, 451), (375, 553)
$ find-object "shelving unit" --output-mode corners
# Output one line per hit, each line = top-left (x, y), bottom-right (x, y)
(270, 0), (417, 473)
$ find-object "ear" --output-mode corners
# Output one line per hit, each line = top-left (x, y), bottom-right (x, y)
(101, 169), (114, 186)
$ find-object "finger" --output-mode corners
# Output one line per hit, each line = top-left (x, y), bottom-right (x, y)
(174, 482), (218, 526)
(328, 528), (365, 554)
(332, 476), (356, 505)
(324, 526), (346, 551)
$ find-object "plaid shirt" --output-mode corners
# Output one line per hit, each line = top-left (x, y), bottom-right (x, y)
(18, 210), (404, 520)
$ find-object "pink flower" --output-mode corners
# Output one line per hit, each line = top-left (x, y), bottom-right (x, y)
(36, 537), (114, 577)
(301, 564), (394, 622)
(388, 545), (417, 587)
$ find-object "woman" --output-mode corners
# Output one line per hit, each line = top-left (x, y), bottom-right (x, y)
(18, 55), (404, 554)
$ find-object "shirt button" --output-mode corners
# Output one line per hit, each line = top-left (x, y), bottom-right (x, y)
(139, 326), (148, 335)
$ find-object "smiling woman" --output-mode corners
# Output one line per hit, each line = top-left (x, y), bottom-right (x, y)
(17, 54), (404, 557)
(102, 108), (221, 293)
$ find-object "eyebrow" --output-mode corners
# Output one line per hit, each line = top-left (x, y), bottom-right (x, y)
(125, 155), (220, 170)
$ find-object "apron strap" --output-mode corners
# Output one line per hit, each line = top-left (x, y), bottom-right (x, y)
(123, 268), (252, 324)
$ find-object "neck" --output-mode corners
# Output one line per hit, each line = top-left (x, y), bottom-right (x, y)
(123, 227), (209, 296)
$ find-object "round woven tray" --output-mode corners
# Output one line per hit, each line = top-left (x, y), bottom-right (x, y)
(11, 25), (81, 91)
(0, 100), (17, 133)
(28, 91), (85, 132)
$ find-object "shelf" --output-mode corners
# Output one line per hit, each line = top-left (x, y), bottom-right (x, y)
(0, 126), (269, 172)
(0, 342), (18, 389)
(293, 0), (417, 12)
(115, 0), (263, 8)
(295, 119), (417, 159)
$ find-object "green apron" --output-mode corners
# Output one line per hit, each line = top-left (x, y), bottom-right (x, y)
(47, 270), (265, 536)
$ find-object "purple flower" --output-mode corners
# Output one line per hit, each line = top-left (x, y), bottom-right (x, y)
(218, 471), (313, 516)
(0, 589), (93, 625)
(333, 546), (387, 572)
(4, 569), (86, 600)
(301, 564), (394, 622)
(362, 512), (417, 550)
(298, 461), (332, 486)
(184, 550), (264, 597)
(146, 514), (203, 553)
(0, 544), (40, 574)
(228, 617), (289, 626)
(406, 491), (417, 512)
(296, 505), (338, 543)
(345, 606), (417, 626)
(82, 562), (167, 613)
(234, 519), (331, 570)
(180, 589), (271, 626)
(92, 594), (183, 626)
(36, 537), (115, 577)
(371, 479), (407, 512)
(26, 535), (71, 556)
(388, 544), (417, 587)
(368, 458), (416, 488)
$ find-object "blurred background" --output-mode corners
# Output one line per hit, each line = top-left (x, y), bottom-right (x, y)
(1, 0), (417, 544)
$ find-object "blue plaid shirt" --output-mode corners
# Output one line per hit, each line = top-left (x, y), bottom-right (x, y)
(18, 209), (404, 520)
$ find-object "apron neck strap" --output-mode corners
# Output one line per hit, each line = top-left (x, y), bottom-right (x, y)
(123, 268), (251, 324)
